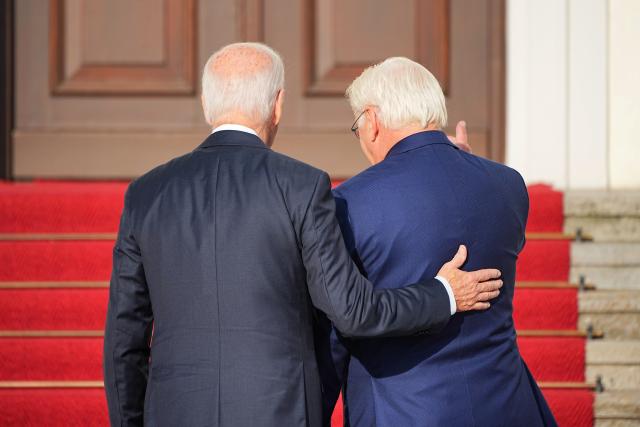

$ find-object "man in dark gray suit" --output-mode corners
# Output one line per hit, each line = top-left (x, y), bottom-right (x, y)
(103, 42), (503, 427)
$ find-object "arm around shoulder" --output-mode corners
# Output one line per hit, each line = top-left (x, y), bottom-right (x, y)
(299, 172), (451, 338)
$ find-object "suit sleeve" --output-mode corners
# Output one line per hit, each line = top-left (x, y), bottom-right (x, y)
(103, 188), (153, 427)
(318, 189), (353, 423)
(300, 172), (451, 338)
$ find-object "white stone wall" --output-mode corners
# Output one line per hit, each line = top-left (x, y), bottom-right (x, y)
(506, 0), (640, 189)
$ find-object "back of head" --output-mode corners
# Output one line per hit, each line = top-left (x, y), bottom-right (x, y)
(201, 42), (285, 126)
(346, 57), (447, 130)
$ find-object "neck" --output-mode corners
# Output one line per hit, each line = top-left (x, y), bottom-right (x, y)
(211, 114), (271, 145)
(376, 123), (440, 162)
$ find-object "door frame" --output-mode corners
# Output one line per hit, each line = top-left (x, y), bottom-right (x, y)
(0, 0), (14, 179)
(489, 0), (506, 162)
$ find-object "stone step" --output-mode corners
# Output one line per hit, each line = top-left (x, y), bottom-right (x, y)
(595, 420), (640, 427)
(588, 366), (640, 391)
(566, 217), (640, 242)
(579, 290), (640, 339)
(571, 267), (640, 290)
(580, 291), (640, 313)
(565, 190), (640, 218)
(595, 390), (640, 425)
(579, 315), (640, 340)
(587, 341), (640, 391)
(572, 243), (640, 267)
(588, 341), (640, 364)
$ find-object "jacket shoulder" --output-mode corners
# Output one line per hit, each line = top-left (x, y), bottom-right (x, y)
(482, 157), (526, 192)
(471, 155), (529, 217)
(133, 150), (191, 184)
(332, 160), (389, 201)
(266, 150), (328, 194)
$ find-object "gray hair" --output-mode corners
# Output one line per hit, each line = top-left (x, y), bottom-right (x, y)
(201, 42), (285, 125)
(346, 57), (447, 129)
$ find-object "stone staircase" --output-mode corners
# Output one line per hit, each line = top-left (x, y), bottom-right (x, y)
(566, 191), (640, 426)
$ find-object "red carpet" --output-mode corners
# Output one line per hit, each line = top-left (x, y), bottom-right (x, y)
(0, 182), (593, 426)
(0, 338), (103, 380)
(0, 181), (126, 233)
(0, 241), (113, 281)
(518, 240), (571, 281)
(527, 184), (564, 232)
(513, 288), (578, 330)
(0, 335), (584, 383)
(0, 288), (576, 331)
(543, 389), (595, 427)
(0, 289), (108, 330)
(0, 389), (108, 426)
(0, 240), (568, 282)
(518, 336), (585, 381)
(0, 182), (563, 233)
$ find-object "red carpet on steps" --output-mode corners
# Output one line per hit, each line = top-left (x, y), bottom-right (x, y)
(518, 336), (585, 381)
(513, 288), (578, 329)
(0, 182), (593, 426)
(0, 338), (103, 380)
(0, 389), (108, 426)
(0, 182), (563, 233)
(0, 241), (114, 281)
(527, 184), (565, 232)
(0, 288), (578, 334)
(542, 389), (595, 427)
(0, 240), (569, 282)
(0, 289), (108, 330)
(0, 335), (584, 383)
(518, 240), (571, 281)
(0, 181), (127, 233)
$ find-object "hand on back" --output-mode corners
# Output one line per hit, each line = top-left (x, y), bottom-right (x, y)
(437, 245), (503, 312)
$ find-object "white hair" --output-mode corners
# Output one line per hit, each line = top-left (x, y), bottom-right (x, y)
(346, 57), (447, 129)
(201, 42), (285, 125)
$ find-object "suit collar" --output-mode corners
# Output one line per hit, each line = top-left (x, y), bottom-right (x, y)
(385, 130), (458, 159)
(196, 130), (268, 150)
(211, 123), (259, 137)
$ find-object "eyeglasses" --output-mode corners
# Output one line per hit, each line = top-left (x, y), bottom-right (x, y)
(350, 110), (366, 139)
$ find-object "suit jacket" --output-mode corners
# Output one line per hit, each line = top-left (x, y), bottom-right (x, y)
(325, 131), (557, 426)
(103, 130), (452, 427)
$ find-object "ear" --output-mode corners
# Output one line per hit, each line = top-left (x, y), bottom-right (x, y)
(201, 94), (209, 125)
(273, 90), (285, 126)
(366, 108), (380, 142)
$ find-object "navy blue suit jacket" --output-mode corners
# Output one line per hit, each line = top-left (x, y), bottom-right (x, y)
(103, 131), (453, 427)
(323, 131), (557, 426)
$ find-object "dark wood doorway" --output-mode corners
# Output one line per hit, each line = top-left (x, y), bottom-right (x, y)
(0, 0), (13, 179)
(11, 0), (504, 178)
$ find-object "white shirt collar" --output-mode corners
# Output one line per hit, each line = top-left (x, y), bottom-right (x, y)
(211, 124), (259, 137)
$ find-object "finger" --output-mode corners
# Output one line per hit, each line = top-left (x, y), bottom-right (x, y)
(475, 289), (501, 302)
(455, 121), (472, 153)
(476, 280), (504, 293)
(457, 141), (473, 154)
(448, 133), (472, 153)
(448, 245), (467, 269)
(471, 268), (502, 282)
(456, 121), (468, 145)
(469, 302), (491, 311)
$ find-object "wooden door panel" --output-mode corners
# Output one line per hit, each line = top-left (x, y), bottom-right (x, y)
(301, 0), (449, 96)
(13, 0), (503, 178)
(49, 0), (196, 95)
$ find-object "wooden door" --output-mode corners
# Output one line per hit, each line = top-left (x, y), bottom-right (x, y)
(13, 0), (504, 179)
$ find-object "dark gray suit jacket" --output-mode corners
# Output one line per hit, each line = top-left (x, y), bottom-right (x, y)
(103, 130), (451, 427)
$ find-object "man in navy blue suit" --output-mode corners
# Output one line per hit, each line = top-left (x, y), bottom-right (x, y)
(323, 57), (557, 426)
(103, 44), (507, 427)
